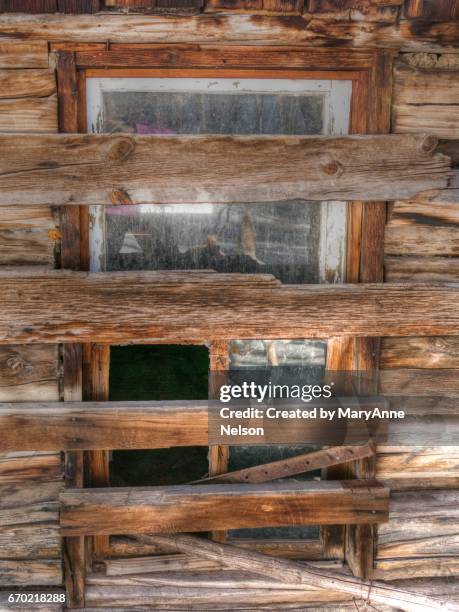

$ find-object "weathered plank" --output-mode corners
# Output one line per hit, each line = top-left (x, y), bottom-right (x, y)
(0, 345), (59, 401)
(141, 534), (459, 612)
(394, 104), (459, 139)
(0, 70), (55, 99)
(0, 97), (57, 133)
(0, 133), (450, 206)
(0, 452), (62, 484)
(0, 524), (61, 559)
(84, 584), (356, 609)
(0, 559), (62, 587)
(385, 256), (459, 281)
(0, 41), (48, 69)
(2, 271), (459, 343)
(109, 534), (325, 560)
(394, 63), (459, 105)
(0, 229), (56, 266)
(195, 444), (375, 484)
(374, 557), (459, 580)
(0, 14), (458, 52)
(376, 447), (459, 490)
(379, 368), (459, 395)
(60, 481), (390, 536)
(75, 45), (374, 70)
(377, 490), (459, 559)
(381, 337), (459, 368)
(0, 401), (207, 452)
(385, 226), (459, 256)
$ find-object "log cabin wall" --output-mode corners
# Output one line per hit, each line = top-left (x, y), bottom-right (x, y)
(0, 42), (64, 589)
(375, 50), (459, 582)
(0, 0), (458, 608)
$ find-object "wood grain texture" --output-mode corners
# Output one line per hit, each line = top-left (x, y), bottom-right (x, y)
(0, 41), (48, 68)
(381, 337), (459, 368)
(376, 446), (459, 491)
(0, 345), (59, 402)
(109, 534), (326, 560)
(385, 256), (459, 281)
(374, 556), (459, 580)
(394, 63), (459, 105)
(0, 96), (57, 133)
(0, 14), (458, 52)
(76, 45), (374, 70)
(139, 534), (459, 612)
(60, 481), (390, 536)
(376, 490), (459, 563)
(394, 104), (459, 139)
(0, 133), (450, 207)
(0, 271), (459, 343)
(0, 559), (62, 587)
(0, 70), (55, 99)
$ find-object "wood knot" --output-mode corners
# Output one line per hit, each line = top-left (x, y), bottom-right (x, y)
(320, 159), (343, 177)
(108, 137), (136, 162)
(6, 354), (31, 373)
(420, 135), (438, 155)
(110, 189), (133, 206)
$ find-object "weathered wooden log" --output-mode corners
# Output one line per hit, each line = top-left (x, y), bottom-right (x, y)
(0, 401), (208, 452)
(0, 41), (49, 69)
(0, 14), (458, 52)
(193, 443), (374, 484)
(1, 271), (459, 343)
(60, 481), (390, 536)
(0, 133), (451, 206)
(0, 345), (59, 401)
(140, 534), (459, 612)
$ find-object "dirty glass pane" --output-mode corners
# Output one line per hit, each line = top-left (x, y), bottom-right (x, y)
(228, 339), (326, 540)
(105, 201), (322, 284)
(102, 90), (323, 136)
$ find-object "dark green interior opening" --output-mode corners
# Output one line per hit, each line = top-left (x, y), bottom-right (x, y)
(109, 345), (209, 486)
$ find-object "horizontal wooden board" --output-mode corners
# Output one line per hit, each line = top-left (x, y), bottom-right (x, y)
(0, 559), (62, 587)
(0, 70), (55, 99)
(0, 523), (61, 559)
(0, 133), (450, 206)
(385, 256), (459, 282)
(394, 104), (459, 139)
(385, 226), (459, 255)
(1, 271), (459, 343)
(376, 447), (459, 491)
(379, 369), (459, 395)
(381, 337), (459, 368)
(0, 345), (59, 402)
(61, 481), (389, 536)
(0, 96), (57, 133)
(0, 14), (458, 52)
(374, 557), (459, 580)
(377, 490), (459, 559)
(0, 452), (62, 485)
(394, 63), (459, 105)
(76, 45), (374, 70)
(0, 41), (48, 69)
(389, 198), (459, 226)
(0, 228), (56, 266)
(85, 584), (356, 609)
(0, 206), (57, 230)
(0, 400), (209, 451)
